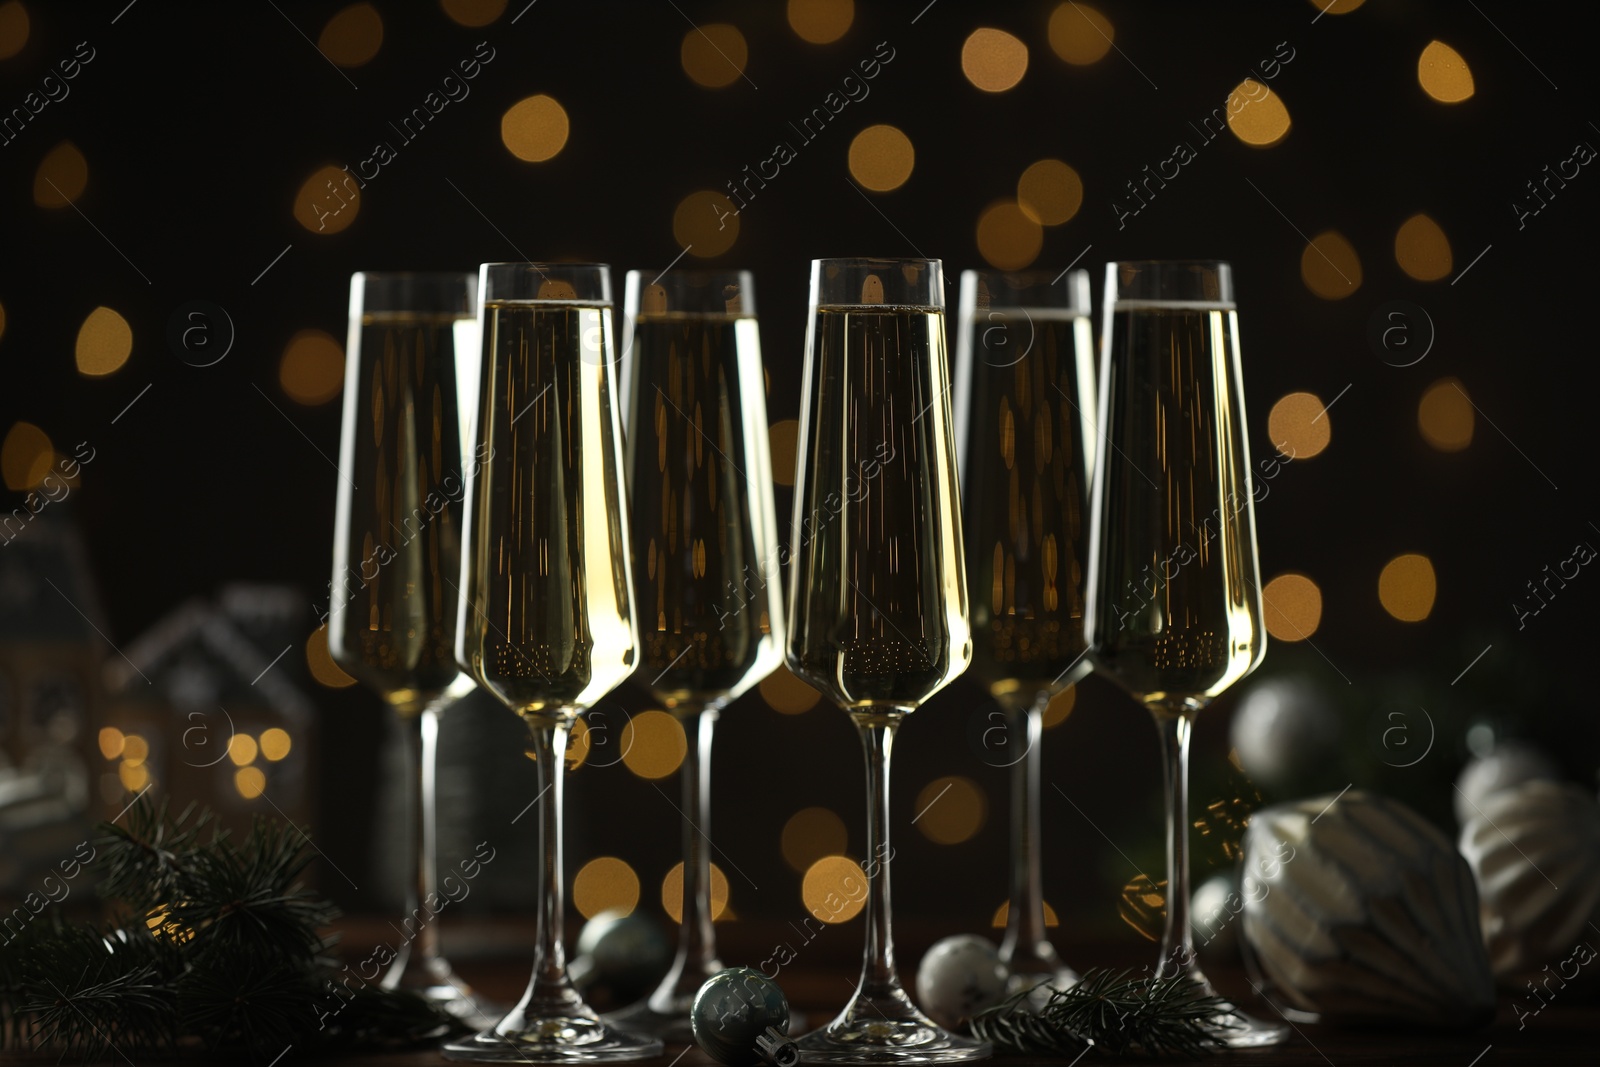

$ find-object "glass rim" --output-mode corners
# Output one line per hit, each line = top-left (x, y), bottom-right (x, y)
(478, 261), (611, 272)
(623, 268), (754, 282)
(959, 268), (1091, 314)
(1106, 258), (1232, 269)
(811, 255), (940, 269)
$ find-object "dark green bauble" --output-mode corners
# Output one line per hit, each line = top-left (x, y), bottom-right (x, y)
(691, 967), (790, 1064)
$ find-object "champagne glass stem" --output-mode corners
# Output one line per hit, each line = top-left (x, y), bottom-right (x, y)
(385, 700), (446, 988)
(1154, 709), (1197, 980)
(526, 716), (578, 1004)
(651, 706), (722, 1009)
(1000, 694), (1054, 974)
(856, 713), (902, 999)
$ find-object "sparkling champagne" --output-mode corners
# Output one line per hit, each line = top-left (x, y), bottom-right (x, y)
(959, 310), (1095, 707)
(330, 312), (474, 712)
(1086, 304), (1263, 706)
(625, 313), (784, 709)
(457, 301), (636, 715)
(787, 306), (971, 711)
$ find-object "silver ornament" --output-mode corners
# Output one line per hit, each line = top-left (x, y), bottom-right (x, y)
(1453, 742), (1559, 826)
(914, 935), (1007, 1030)
(1241, 789), (1494, 1026)
(1229, 676), (1339, 796)
(1458, 779), (1600, 983)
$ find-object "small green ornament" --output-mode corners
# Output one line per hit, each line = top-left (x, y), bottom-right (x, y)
(691, 968), (797, 1066)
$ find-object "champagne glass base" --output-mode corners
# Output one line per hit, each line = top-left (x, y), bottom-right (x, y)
(797, 994), (991, 1064)
(442, 1015), (663, 1063)
(1209, 1004), (1290, 1049)
(603, 997), (807, 1044)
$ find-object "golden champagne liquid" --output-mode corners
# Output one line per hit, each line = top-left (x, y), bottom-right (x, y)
(330, 312), (474, 712)
(1086, 305), (1264, 708)
(457, 302), (637, 715)
(786, 306), (971, 712)
(960, 311), (1095, 708)
(625, 314), (784, 709)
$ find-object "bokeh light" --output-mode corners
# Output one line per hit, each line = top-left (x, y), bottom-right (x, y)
(1308, 0), (1365, 13)
(75, 306), (133, 377)
(620, 709), (688, 779)
(293, 165), (360, 234)
(1418, 40), (1474, 103)
(769, 418), (799, 486)
(568, 716), (591, 769)
(440, 0), (506, 27)
(1017, 159), (1083, 227)
(33, 141), (87, 208)
(120, 761), (151, 792)
(280, 329), (345, 405)
(122, 735), (149, 765)
(1, 421), (53, 491)
(976, 201), (1043, 271)
(782, 806), (849, 873)
(1378, 553), (1437, 622)
(98, 726), (125, 760)
(1418, 377), (1474, 452)
(1299, 230), (1362, 299)
(573, 856), (641, 918)
(661, 861), (730, 923)
(681, 23), (748, 89)
(1394, 213), (1453, 281)
(992, 900), (1060, 927)
(0, 1), (28, 59)
(961, 28), (1028, 93)
(914, 775), (986, 845)
(847, 124), (915, 192)
(259, 728), (293, 762)
(235, 766), (266, 800)
(228, 733), (258, 767)
(787, 0), (852, 44)
(1262, 573), (1323, 641)
(318, 3), (383, 68)
(802, 856), (867, 923)
(1266, 391), (1330, 459)
(306, 626), (358, 688)
(1048, 2), (1114, 66)
(673, 190), (740, 258)
(501, 94), (570, 162)
(1043, 686), (1076, 728)
(759, 665), (821, 714)
(1226, 79), (1291, 146)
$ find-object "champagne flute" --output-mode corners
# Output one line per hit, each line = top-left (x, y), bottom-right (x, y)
(445, 263), (661, 1062)
(952, 270), (1095, 992)
(329, 271), (490, 1022)
(607, 270), (786, 1040)
(787, 257), (989, 1063)
(1083, 261), (1286, 1047)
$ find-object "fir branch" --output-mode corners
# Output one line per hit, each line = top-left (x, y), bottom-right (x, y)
(967, 968), (1238, 1060)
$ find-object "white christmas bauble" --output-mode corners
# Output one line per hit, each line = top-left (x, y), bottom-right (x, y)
(915, 935), (1006, 1030)
(1453, 742), (1559, 826)
(1190, 873), (1240, 958)
(1229, 676), (1340, 796)
(1458, 779), (1600, 982)
(1241, 789), (1494, 1026)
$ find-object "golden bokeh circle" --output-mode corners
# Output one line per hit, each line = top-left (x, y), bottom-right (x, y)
(1042, 685), (1076, 728)
(976, 201), (1044, 271)
(848, 124), (915, 192)
(1226, 79), (1291, 147)
(573, 857), (641, 918)
(568, 716), (592, 769)
(280, 329), (345, 405)
(293, 165), (360, 234)
(440, 0), (506, 28)
(1017, 159), (1083, 227)
(318, 3), (383, 68)
(661, 861), (729, 923)
(802, 855), (867, 923)
(1394, 213), (1453, 281)
(1262, 573), (1323, 642)
(75, 306), (133, 377)
(914, 775), (987, 845)
(759, 665), (821, 714)
(306, 626), (358, 688)
(228, 733), (258, 767)
(1378, 553), (1436, 622)
(673, 190), (741, 258)
(620, 709), (688, 779)
(962, 27), (1029, 93)
(33, 141), (87, 209)
(992, 899), (1060, 928)
(1, 421), (53, 491)
(234, 766), (266, 800)
(1418, 377), (1474, 452)
(99, 727), (125, 760)
(782, 806), (849, 873)
(122, 735), (149, 765)
(0, 0), (27, 60)
(1418, 40), (1474, 103)
(787, 0), (853, 44)
(1307, 0), (1365, 13)
(501, 94), (570, 162)
(681, 23), (748, 89)
(1048, 2), (1114, 66)
(1266, 391), (1330, 459)
(768, 418), (799, 487)
(1299, 230), (1362, 300)
(260, 728), (293, 762)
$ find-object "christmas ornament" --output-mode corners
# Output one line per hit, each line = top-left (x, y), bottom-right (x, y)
(914, 934), (1007, 1029)
(1190, 872), (1240, 959)
(569, 908), (673, 998)
(1228, 676), (1339, 797)
(1240, 789), (1494, 1026)
(1453, 741), (1559, 825)
(1458, 779), (1600, 982)
(690, 968), (796, 1066)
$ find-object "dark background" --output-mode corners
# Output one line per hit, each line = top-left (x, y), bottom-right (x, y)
(1, 0), (1595, 956)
